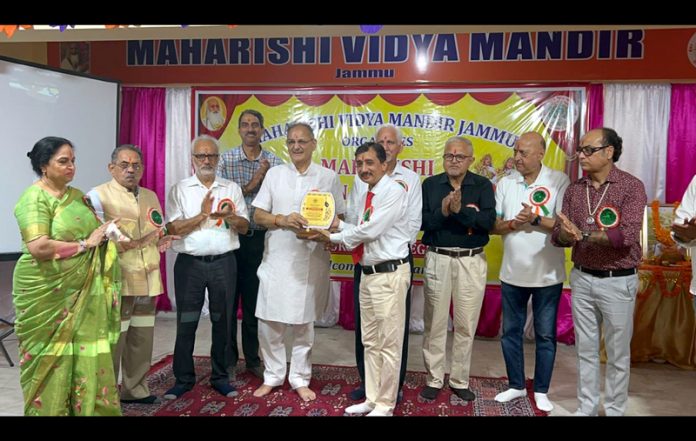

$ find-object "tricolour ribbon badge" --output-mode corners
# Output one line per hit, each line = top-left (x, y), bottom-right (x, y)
(216, 198), (235, 229)
(596, 206), (620, 230)
(529, 187), (551, 216)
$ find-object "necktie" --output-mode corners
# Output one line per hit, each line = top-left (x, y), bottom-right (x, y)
(351, 191), (374, 265)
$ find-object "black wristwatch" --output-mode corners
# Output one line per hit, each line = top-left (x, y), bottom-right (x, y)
(581, 231), (591, 242)
(531, 215), (542, 226)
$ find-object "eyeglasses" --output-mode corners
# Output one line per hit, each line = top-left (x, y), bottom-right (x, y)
(192, 153), (220, 161)
(286, 139), (312, 147)
(443, 153), (472, 162)
(576, 144), (611, 157)
(115, 162), (142, 171)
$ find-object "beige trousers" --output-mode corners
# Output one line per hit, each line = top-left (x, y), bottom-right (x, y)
(422, 250), (487, 389)
(360, 262), (411, 414)
(113, 296), (157, 400)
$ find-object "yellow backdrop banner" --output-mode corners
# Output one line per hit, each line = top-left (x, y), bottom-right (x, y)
(195, 87), (583, 283)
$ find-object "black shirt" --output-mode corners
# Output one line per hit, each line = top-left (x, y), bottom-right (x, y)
(421, 171), (496, 248)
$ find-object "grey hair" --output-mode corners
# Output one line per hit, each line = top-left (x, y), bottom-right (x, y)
(111, 144), (142, 163)
(445, 136), (473, 153)
(375, 123), (403, 143)
(191, 134), (220, 152)
(287, 121), (315, 139)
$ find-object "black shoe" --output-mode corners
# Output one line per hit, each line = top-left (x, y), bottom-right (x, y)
(450, 386), (476, 401)
(120, 395), (162, 405)
(419, 386), (441, 401)
(349, 386), (365, 401)
(163, 385), (192, 400)
(212, 382), (238, 398)
(246, 365), (265, 379)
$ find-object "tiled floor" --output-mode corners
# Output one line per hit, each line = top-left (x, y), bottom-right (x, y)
(1, 313), (695, 416)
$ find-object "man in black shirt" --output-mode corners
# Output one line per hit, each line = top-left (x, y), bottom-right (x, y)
(418, 136), (495, 402)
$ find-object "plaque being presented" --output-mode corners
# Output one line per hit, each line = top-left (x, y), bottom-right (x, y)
(300, 191), (335, 229)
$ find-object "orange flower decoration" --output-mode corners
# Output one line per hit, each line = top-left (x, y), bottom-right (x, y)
(651, 199), (680, 247)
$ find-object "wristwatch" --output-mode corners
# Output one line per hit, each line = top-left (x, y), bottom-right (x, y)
(531, 215), (542, 226)
(581, 231), (591, 242)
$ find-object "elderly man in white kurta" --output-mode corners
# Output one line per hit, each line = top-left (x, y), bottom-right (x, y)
(251, 122), (346, 402)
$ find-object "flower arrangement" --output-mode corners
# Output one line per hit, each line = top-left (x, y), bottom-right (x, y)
(650, 200), (679, 247)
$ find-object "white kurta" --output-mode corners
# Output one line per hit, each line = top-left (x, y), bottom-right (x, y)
(253, 162), (346, 324)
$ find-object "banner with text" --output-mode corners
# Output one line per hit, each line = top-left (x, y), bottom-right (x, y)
(195, 87), (584, 283)
(49, 28), (696, 84)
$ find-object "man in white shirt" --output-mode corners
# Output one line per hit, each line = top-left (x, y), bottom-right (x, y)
(672, 174), (696, 314)
(346, 124), (422, 402)
(314, 142), (410, 416)
(163, 135), (250, 400)
(251, 122), (346, 402)
(491, 132), (570, 412)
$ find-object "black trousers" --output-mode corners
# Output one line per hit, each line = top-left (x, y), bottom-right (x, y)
(229, 230), (266, 369)
(353, 248), (414, 391)
(173, 252), (236, 388)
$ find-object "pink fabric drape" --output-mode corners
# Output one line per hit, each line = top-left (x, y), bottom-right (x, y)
(119, 87), (171, 311)
(587, 84), (604, 130)
(666, 84), (696, 203)
(337, 282), (575, 345)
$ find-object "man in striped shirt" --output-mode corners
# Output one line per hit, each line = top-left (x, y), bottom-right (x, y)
(217, 109), (283, 380)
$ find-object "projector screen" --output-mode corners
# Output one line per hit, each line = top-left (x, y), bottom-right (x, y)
(0, 56), (120, 255)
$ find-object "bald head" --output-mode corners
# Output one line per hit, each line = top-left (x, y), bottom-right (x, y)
(513, 131), (546, 178)
(519, 132), (546, 151)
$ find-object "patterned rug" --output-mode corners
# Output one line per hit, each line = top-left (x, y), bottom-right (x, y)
(122, 355), (546, 417)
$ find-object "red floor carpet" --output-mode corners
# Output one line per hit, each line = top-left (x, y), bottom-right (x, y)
(121, 355), (547, 417)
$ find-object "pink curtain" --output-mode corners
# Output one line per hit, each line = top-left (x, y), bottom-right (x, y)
(666, 84), (696, 203)
(119, 87), (171, 311)
(587, 84), (604, 130)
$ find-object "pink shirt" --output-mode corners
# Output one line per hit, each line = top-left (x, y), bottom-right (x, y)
(552, 166), (646, 270)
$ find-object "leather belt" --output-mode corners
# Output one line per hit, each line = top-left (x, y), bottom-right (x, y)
(428, 246), (484, 258)
(183, 250), (234, 262)
(362, 257), (409, 275)
(574, 264), (637, 278)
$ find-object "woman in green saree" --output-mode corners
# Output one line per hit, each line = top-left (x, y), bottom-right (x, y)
(13, 137), (122, 416)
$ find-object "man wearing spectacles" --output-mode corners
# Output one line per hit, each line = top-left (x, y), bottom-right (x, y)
(418, 136), (495, 402)
(490, 132), (570, 412)
(552, 127), (647, 416)
(345, 124), (422, 404)
(671, 175), (696, 315)
(87, 144), (179, 405)
(217, 109), (283, 381)
(250, 122), (346, 402)
(163, 135), (250, 400)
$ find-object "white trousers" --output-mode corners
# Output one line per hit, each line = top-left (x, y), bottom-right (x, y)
(257, 318), (314, 390)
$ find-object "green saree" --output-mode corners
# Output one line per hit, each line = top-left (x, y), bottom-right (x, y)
(13, 185), (122, 416)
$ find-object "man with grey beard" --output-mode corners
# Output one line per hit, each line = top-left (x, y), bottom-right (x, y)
(162, 135), (250, 400)
(203, 98), (226, 131)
